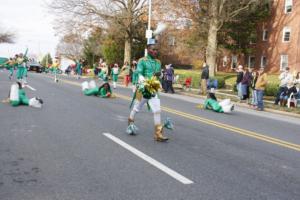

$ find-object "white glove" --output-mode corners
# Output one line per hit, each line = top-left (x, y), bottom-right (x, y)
(89, 80), (97, 89)
(138, 75), (145, 83)
(29, 97), (43, 108)
(81, 81), (89, 91)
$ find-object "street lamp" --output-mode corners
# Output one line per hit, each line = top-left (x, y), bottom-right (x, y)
(147, 0), (152, 33)
(145, 0), (167, 56)
(145, 0), (153, 56)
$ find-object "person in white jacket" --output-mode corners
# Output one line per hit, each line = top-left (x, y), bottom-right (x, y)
(274, 67), (293, 105)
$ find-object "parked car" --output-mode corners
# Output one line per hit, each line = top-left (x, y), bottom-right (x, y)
(27, 62), (43, 73)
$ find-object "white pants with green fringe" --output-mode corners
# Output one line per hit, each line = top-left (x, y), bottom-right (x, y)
(130, 95), (161, 126)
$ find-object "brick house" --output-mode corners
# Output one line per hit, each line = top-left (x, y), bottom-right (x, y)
(219, 0), (300, 73)
(258, 0), (300, 73)
(156, 18), (205, 69)
(160, 0), (300, 74)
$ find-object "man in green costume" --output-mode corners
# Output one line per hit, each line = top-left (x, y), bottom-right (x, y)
(75, 59), (82, 79)
(204, 89), (234, 113)
(16, 53), (28, 83)
(2, 58), (14, 80)
(9, 82), (43, 108)
(131, 61), (139, 92)
(52, 58), (60, 82)
(111, 63), (119, 89)
(127, 44), (170, 142)
(98, 62), (108, 82)
(81, 80), (112, 98)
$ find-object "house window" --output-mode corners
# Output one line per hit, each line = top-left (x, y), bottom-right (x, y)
(261, 56), (267, 68)
(231, 55), (237, 69)
(262, 29), (268, 41)
(285, 0), (293, 13)
(168, 36), (175, 46)
(283, 27), (291, 42)
(248, 56), (255, 68)
(249, 33), (257, 44)
(223, 56), (228, 67)
(280, 55), (288, 70)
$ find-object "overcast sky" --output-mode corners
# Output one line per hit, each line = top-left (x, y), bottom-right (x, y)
(0, 0), (58, 59)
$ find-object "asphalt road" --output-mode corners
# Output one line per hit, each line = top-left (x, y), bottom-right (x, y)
(1, 71), (300, 200)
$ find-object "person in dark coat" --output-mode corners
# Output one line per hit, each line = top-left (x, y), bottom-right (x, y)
(241, 67), (252, 100)
(200, 62), (209, 95)
(164, 64), (175, 93)
(236, 65), (244, 100)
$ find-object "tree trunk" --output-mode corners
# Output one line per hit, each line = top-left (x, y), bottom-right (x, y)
(124, 36), (132, 65)
(206, 0), (219, 77)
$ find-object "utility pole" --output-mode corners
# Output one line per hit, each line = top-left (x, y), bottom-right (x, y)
(145, 0), (153, 56)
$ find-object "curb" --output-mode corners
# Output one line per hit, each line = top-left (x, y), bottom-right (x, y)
(176, 90), (300, 119)
(56, 74), (300, 118)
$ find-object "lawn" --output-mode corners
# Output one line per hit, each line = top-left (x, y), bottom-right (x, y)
(225, 74), (279, 86)
(175, 69), (236, 88)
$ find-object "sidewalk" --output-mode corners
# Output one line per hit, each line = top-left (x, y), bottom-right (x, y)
(61, 73), (300, 118)
(175, 87), (300, 119)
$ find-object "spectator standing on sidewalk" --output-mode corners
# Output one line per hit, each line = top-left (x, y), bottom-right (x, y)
(294, 72), (300, 99)
(250, 70), (258, 108)
(164, 64), (175, 94)
(241, 66), (251, 101)
(274, 67), (293, 105)
(200, 62), (209, 95)
(161, 66), (167, 91)
(236, 65), (244, 100)
(255, 67), (268, 111)
(121, 61), (131, 87)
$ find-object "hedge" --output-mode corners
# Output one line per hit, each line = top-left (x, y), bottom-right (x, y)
(265, 83), (278, 97)
(232, 83), (279, 97)
(212, 76), (225, 88)
(175, 74), (225, 89)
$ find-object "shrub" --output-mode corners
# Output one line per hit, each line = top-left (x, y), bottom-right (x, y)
(175, 71), (228, 89)
(191, 60), (204, 70)
(213, 76), (225, 88)
(205, 77), (225, 89)
(233, 84), (237, 92)
(265, 83), (278, 97)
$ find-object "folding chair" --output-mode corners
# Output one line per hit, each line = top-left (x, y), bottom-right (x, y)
(207, 79), (218, 89)
(287, 93), (297, 108)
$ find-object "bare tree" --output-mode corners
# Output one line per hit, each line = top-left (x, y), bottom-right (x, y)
(205, 0), (262, 76)
(49, 0), (148, 64)
(0, 32), (15, 44)
(56, 33), (84, 61)
(151, 0), (207, 66)
(169, 0), (270, 76)
(204, 0), (272, 76)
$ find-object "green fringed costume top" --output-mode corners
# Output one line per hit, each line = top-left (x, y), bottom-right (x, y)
(136, 55), (161, 79)
(204, 98), (224, 113)
(83, 87), (112, 98)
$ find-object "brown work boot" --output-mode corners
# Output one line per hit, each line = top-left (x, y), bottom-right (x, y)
(128, 118), (134, 126)
(154, 125), (168, 142)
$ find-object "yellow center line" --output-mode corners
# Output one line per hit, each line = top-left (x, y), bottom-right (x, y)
(59, 78), (300, 152)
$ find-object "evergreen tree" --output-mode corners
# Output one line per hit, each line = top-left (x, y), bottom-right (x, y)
(83, 28), (103, 68)
(41, 53), (53, 67)
(219, 3), (270, 55)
